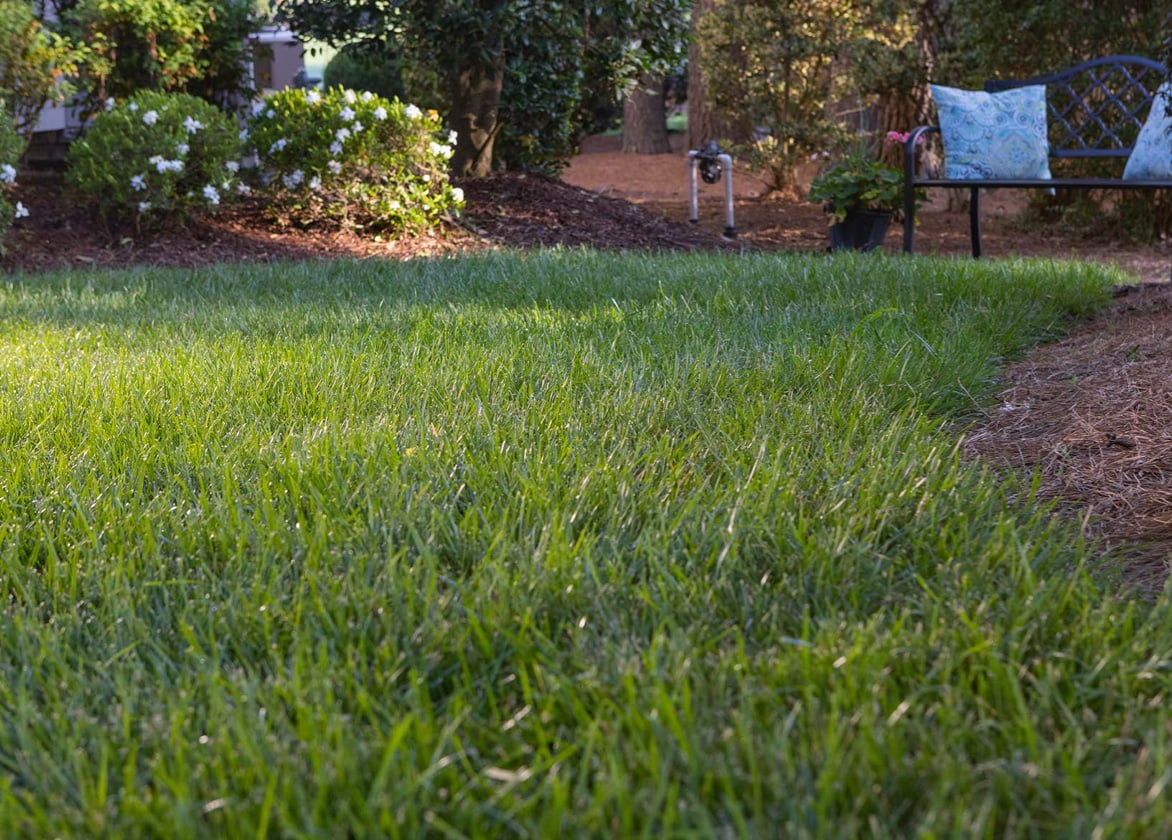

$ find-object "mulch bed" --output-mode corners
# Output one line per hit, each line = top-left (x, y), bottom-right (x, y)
(964, 282), (1172, 597)
(1, 170), (741, 274)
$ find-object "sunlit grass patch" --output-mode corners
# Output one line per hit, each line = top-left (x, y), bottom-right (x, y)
(1, 251), (1167, 837)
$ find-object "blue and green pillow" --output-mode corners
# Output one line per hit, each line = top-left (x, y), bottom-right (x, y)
(930, 84), (1052, 180)
(1122, 82), (1172, 180)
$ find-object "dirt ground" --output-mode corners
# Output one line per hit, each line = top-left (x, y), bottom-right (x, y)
(5, 134), (1171, 594)
(564, 134), (1172, 283)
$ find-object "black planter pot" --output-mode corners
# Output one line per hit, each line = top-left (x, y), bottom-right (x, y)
(828, 210), (892, 252)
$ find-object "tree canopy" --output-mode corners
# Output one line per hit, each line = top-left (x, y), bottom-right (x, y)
(277, 0), (689, 176)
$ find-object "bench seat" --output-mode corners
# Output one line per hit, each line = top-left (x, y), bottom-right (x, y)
(902, 55), (1172, 258)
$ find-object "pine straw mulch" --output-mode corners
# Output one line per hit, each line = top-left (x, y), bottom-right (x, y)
(4, 166), (1172, 596)
(964, 282), (1172, 597)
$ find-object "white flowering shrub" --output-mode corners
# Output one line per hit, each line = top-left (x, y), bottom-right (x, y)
(245, 87), (464, 233)
(0, 104), (27, 253)
(65, 91), (242, 228)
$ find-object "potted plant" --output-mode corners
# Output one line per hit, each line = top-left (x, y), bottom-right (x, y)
(808, 148), (918, 252)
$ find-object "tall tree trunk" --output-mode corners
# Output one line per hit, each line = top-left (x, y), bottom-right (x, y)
(889, 4), (953, 205)
(875, 6), (939, 173)
(448, 53), (505, 178)
(874, 92), (921, 169)
(621, 73), (671, 154)
(687, 0), (752, 150)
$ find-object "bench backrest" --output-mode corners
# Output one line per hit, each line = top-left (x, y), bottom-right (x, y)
(984, 55), (1166, 159)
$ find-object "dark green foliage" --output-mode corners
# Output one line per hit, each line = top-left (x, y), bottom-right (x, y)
(184, 0), (260, 109)
(1165, 11), (1172, 69)
(322, 42), (406, 103)
(54, 0), (259, 115)
(278, 0), (689, 175)
(942, 0), (1165, 85)
(493, 12), (585, 174)
(0, 0), (76, 136)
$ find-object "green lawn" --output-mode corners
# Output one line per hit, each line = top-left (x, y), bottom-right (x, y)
(0, 250), (1168, 837)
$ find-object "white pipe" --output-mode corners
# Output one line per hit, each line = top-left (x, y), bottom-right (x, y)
(686, 149), (737, 238)
(688, 151), (700, 224)
(718, 153), (736, 238)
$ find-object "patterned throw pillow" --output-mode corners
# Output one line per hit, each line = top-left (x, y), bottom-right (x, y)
(1123, 82), (1172, 180)
(930, 84), (1052, 180)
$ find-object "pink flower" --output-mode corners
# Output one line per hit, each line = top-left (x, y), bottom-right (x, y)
(885, 131), (926, 146)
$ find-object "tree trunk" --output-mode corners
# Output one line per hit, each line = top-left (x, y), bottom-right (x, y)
(621, 73), (671, 154)
(874, 92), (921, 169)
(448, 54), (505, 178)
(687, 0), (752, 150)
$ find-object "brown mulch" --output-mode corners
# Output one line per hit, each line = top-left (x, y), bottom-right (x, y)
(1, 168), (737, 274)
(5, 146), (1172, 595)
(964, 282), (1172, 597)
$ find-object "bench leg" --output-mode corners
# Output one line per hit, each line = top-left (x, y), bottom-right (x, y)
(903, 182), (917, 254)
(970, 187), (982, 258)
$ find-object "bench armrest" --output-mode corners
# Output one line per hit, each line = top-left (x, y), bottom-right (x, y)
(904, 126), (940, 183)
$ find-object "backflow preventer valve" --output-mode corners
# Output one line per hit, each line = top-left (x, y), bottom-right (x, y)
(687, 141), (736, 238)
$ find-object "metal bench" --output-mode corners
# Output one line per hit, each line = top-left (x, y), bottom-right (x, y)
(902, 55), (1171, 257)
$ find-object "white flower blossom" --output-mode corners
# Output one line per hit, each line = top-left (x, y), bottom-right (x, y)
(129, 102), (139, 112)
(269, 138), (288, 154)
(239, 128), (249, 143)
(225, 160), (240, 173)
(306, 89), (321, 105)
(138, 201), (151, 212)
(176, 143), (190, 156)
(339, 106), (356, 122)
(237, 182), (251, 195)
(150, 156), (183, 173)
(373, 106), (387, 121)
(448, 130), (458, 145)
(344, 89), (357, 104)
(281, 169), (304, 189)
(451, 186), (464, 203)
(329, 141), (344, 156)
(389, 199), (401, 210)
(404, 104), (422, 120)
(143, 110), (159, 125)
(352, 121), (363, 133)
(14, 201), (29, 218)
(203, 184), (221, 205)
(104, 98), (116, 111)
(430, 141), (453, 160)
(0, 164), (16, 183)
(266, 109), (276, 119)
(327, 159), (342, 175)
(335, 127), (351, 142)
(360, 91), (373, 103)
(130, 174), (146, 191)
(251, 101), (265, 116)
(183, 116), (203, 134)
(308, 175), (322, 191)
